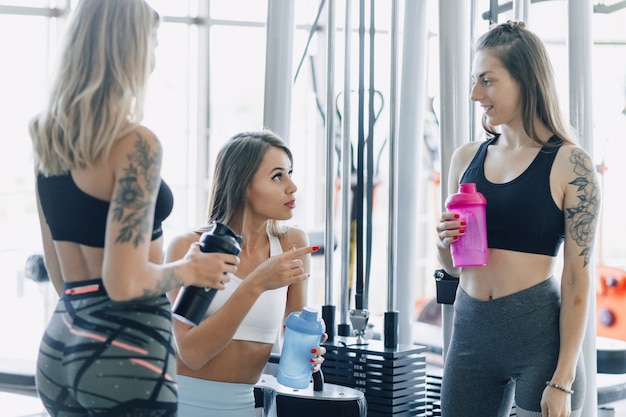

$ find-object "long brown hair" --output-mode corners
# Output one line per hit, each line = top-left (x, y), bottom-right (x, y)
(476, 20), (577, 146)
(207, 130), (293, 236)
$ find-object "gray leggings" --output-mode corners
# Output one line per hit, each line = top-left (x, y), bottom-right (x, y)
(440, 277), (585, 417)
(36, 279), (178, 416)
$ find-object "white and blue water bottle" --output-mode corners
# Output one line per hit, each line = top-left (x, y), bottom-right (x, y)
(277, 307), (325, 389)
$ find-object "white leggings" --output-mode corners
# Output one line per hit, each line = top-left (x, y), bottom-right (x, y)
(177, 375), (258, 417)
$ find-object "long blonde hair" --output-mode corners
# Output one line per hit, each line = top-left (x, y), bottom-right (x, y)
(29, 0), (160, 175)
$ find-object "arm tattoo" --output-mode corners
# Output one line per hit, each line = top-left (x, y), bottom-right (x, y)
(566, 149), (599, 267)
(143, 269), (184, 298)
(112, 133), (162, 247)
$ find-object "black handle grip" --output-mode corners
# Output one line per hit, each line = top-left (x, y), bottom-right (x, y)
(313, 368), (324, 392)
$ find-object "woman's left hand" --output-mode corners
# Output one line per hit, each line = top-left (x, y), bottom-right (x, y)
(311, 332), (328, 373)
(540, 385), (572, 417)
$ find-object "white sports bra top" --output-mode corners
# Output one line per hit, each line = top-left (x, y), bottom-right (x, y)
(204, 229), (287, 344)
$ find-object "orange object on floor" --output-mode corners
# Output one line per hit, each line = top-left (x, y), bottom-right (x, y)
(597, 265), (626, 341)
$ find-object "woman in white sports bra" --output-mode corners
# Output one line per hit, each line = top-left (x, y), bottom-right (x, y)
(166, 130), (324, 416)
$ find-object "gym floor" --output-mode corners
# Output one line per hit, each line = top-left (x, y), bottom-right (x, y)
(3, 322), (626, 417)
(2, 390), (626, 417)
(602, 399), (626, 417)
(2, 390), (46, 417)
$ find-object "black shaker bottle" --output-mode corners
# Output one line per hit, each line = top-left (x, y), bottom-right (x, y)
(172, 221), (242, 326)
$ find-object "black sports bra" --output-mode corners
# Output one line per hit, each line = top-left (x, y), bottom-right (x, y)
(37, 172), (173, 248)
(460, 135), (564, 256)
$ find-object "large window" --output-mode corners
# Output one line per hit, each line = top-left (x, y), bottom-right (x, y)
(0, 0), (212, 362)
(1, 0), (626, 368)
(0, 0), (337, 362)
(0, 9), (64, 361)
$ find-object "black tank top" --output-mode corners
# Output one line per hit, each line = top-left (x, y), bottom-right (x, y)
(460, 135), (564, 256)
(37, 172), (173, 248)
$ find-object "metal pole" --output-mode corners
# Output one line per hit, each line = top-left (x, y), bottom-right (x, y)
(323, 0), (337, 339)
(513, 0), (530, 23)
(568, 0), (597, 415)
(197, 1), (211, 226)
(469, 0), (480, 143)
(347, 0), (368, 342)
(384, 0), (400, 349)
(365, 0), (375, 312)
(394, 0), (429, 346)
(263, 0), (295, 141)
(355, 0), (365, 314)
(338, 0), (353, 337)
(438, 0), (470, 360)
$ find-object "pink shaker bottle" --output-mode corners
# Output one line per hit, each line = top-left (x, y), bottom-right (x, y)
(445, 183), (488, 267)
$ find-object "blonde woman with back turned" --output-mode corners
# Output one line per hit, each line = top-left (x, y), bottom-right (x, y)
(29, 1), (238, 415)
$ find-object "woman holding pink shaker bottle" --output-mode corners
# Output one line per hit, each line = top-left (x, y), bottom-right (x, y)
(444, 182), (488, 268)
(435, 21), (600, 417)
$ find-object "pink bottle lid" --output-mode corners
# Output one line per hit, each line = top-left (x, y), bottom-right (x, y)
(445, 183), (486, 209)
(459, 183), (476, 193)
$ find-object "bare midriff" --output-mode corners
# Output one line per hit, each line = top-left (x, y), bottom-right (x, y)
(459, 248), (556, 301)
(177, 339), (275, 385)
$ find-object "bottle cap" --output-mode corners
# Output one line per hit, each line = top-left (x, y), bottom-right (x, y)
(301, 307), (319, 321)
(459, 183), (477, 193)
(445, 182), (486, 209)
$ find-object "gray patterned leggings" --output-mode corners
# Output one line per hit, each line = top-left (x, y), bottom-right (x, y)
(36, 279), (178, 416)
(440, 277), (585, 417)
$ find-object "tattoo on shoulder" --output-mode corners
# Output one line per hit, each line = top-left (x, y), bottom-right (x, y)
(111, 133), (163, 248)
(566, 148), (599, 267)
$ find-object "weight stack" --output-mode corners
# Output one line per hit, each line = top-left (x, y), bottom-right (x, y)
(322, 337), (428, 417)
